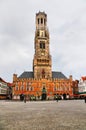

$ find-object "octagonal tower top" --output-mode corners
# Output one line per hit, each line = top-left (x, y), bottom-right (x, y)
(36, 11), (47, 30)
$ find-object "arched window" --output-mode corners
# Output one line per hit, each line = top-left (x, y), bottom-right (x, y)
(37, 31), (39, 36)
(42, 69), (45, 78)
(44, 19), (46, 25)
(16, 86), (18, 91)
(16, 82), (18, 86)
(54, 87), (57, 91)
(29, 87), (33, 91)
(40, 41), (45, 49)
(41, 18), (43, 24)
(26, 86), (29, 91)
(38, 18), (39, 24)
(21, 86), (24, 91)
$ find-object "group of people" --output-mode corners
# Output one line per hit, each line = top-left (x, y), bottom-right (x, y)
(20, 94), (86, 103)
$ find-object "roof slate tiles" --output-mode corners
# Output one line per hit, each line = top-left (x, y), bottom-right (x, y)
(18, 71), (67, 79)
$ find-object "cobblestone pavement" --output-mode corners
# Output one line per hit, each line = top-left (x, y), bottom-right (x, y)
(0, 100), (86, 130)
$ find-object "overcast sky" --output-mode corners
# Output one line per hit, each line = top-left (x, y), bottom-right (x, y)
(0, 0), (86, 82)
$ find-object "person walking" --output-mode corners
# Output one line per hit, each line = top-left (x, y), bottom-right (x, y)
(56, 95), (58, 102)
(24, 95), (26, 103)
(84, 96), (86, 103)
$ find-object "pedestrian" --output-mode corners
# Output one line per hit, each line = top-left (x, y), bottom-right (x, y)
(84, 96), (86, 103)
(24, 95), (26, 103)
(56, 95), (58, 102)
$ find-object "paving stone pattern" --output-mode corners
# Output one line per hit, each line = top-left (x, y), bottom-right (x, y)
(0, 100), (86, 130)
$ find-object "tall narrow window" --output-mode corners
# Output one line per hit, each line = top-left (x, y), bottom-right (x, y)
(44, 19), (46, 25)
(37, 31), (39, 36)
(40, 41), (45, 49)
(29, 87), (33, 91)
(21, 86), (24, 91)
(26, 86), (29, 91)
(41, 18), (43, 24)
(16, 86), (18, 91)
(40, 43), (42, 48)
(38, 18), (39, 24)
(42, 69), (45, 78)
(43, 43), (45, 49)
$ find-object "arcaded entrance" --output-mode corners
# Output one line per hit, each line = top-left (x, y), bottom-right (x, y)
(41, 87), (47, 100)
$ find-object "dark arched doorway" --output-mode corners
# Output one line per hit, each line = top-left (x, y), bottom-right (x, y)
(41, 87), (47, 100)
(20, 94), (24, 101)
(63, 93), (66, 100)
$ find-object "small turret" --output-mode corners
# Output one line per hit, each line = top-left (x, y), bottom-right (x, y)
(13, 74), (17, 82)
(36, 11), (47, 30)
(69, 75), (73, 81)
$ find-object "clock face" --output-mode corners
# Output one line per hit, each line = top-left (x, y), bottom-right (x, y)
(41, 50), (45, 56)
(41, 52), (44, 56)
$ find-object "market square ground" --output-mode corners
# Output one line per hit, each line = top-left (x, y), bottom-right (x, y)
(0, 100), (86, 130)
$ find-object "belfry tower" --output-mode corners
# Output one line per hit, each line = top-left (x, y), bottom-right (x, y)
(33, 11), (52, 79)
(12, 11), (73, 101)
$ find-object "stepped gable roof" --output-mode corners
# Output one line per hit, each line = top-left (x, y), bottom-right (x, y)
(18, 71), (67, 79)
(18, 71), (34, 78)
(52, 71), (67, 79)
(0, 77), (6, 83)
(0, 77), (13, 86)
